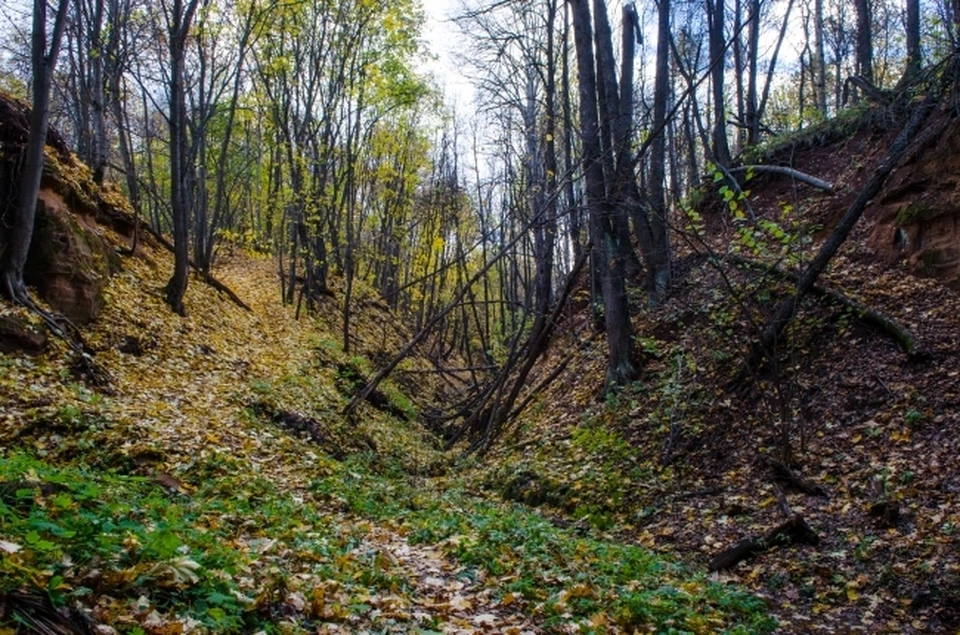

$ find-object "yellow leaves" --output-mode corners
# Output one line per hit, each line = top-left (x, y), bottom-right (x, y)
(680, 580), (703, 595)
(890, 428), (912, 443)
(501, 591), (522, 606)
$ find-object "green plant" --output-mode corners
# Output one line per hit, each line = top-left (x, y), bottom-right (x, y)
(905, 408), (925, 426)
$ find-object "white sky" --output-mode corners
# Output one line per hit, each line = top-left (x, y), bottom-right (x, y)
(418, 0), (477, 112)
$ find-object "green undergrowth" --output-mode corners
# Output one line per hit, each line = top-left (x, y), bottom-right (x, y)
(310, 460), (776, 633)
(1, 441), (775, 633)
(0, 450), (416, 632)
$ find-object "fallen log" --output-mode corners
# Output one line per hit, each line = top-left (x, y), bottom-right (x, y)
(749, 92), (936, 368)
(708, 513), (820, 571)
(729, 164), (834, 193)
(721, 254), (922, 357)
(763, 456), (828, 497)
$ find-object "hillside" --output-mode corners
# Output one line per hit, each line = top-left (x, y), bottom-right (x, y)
(472, 104), (960, 633)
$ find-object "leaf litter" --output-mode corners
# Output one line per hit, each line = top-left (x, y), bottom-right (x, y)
(1, 240), (771, 633)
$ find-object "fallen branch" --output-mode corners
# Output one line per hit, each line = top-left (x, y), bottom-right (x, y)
(459, 248), (591, 455)
(750, 92), (937, 367)
(723, 254), (921, 357)
(845, 74), (893, 104)
(505, 354), (572, 426)
(152, 233), (251, 312)
(708, 513), (820, 571)
(729, 165), (834, 193)
(199, 271), (252, 312)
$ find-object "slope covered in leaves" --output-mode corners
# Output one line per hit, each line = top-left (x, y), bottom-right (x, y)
(0, 230), (773, 633)
(476, 105), (960, 634)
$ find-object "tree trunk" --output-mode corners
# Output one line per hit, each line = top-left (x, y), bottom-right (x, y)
(1, 0), (71, 305)
(164, 0), (201, 316)
(903, 0), (921, 82)
(591, 0), (640, 278)
(569, 0), (636, 389)
(813, 0), (827, 118)
(561, 2), (582, 265)
(647, 0), (672, 301)
(855, 0), (874, 85)
(708, 0), (732, 167)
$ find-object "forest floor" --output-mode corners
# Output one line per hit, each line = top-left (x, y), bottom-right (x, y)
(0, 245), (772, 633)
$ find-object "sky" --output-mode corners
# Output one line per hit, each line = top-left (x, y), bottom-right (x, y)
(418, 0), (477, 111)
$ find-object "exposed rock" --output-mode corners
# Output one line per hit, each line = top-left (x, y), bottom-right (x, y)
(0, 315), (48, 355)
(870, 114), (960, 288)
(1, 91), (137, 323)
(22, 189), (119, 325)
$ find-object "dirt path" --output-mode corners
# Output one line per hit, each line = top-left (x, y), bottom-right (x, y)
(341, 527), (540, 634)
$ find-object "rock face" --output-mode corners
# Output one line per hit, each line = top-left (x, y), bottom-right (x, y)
(870, 114), (960, 288)
(1, 91), (133, 325)
(22, 189), (119, 325)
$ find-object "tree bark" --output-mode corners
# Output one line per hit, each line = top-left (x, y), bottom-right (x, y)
(854, 0), (874, 85)
(569, 0), (636, 389)
(813, 0), (828, 118)
(1, 0), (72, 305)
(903, 0), (921, 82)
(708, 0), (732, 167)
(647, 0), (672, 301)
(164, 0), (202, 316)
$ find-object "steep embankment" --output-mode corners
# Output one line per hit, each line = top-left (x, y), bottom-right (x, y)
(480, 104), (960, 633)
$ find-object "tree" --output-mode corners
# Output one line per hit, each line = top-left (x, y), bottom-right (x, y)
(646, 0), (672, 299)
(163, 0), (202, 315)
(1, 0), (72, 305)
(854, 0), (873, 84)
(903, 0), (921, 82)
(569, 0), (636, 388)
(708, 0), (732, 167)
(813, 0), (828, 117)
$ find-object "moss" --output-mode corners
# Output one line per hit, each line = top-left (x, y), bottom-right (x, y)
(895, 202), (948, 226)
(743, 104), (876, 165)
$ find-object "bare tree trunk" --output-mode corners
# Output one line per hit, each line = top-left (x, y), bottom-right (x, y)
(708, 0), (732, 167)
(903, 0), (921, 82)
(1, 0), (71, 305)
(164, 0), (201, 316)
(561, 1), (582, 264)
(592, 0), (640, 278)
(570, 0), (636, 389)
(855, 0), (874, 85)
(745, 0), (763, 143)
(813, 0), (828, 117)
(647, 0), (672, 301)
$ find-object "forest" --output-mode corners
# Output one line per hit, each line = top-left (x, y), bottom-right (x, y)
(1, 0), (959, 632)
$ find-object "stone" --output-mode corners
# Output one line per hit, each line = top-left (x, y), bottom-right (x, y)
(0, 315), (47, 355)
(22, 189), (118, 325)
